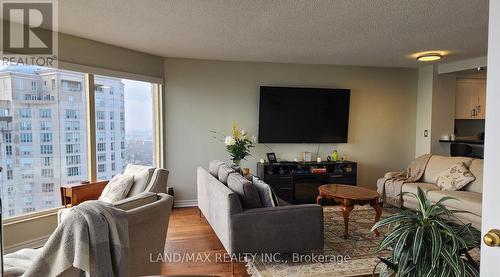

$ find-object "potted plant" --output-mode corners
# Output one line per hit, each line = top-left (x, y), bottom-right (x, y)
(211, 123), (256, 168)
(371, 187), (480, 277)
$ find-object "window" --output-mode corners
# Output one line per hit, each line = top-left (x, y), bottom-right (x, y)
(5, 145), (13, 155)
(97, 153), (106, 162)
(42, 157), (52, 166)
(65, 132), (80, 142)
(96, 111), (105, 120)
(92, 77), (156, 181)
(67, 167), (80, 176)
(61, 80), (82, 91)
(65, 109), (79, 119)
(41, 133), (52, 143)
(42, 183), (54, 192)
(20, 121), (32, 130)
(39, 108), (51, 118)
(97, 132), (106, 141)
(19, 108), (31, 118)
(40, 121), (52, 130)
(66, 155), (81, 165)
(41, 169), (53, 178)
(65, 121), (80, 131)
(20, 133), (33, 143)
(97, 142), (106, 152)
(20, 145), (33, 155)
(97, 121), (105, 130)
(14, 78), (24, 90)
(7, 169), (13, 180)
(4, 132), (12, 143)
(1, 67), (159, 219)
(66, 144), (81, 154)
(20, 158), (33, 168)
(40, 145), (53, 154)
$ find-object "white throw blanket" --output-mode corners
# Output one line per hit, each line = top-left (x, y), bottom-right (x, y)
(4, 200), (129, 277)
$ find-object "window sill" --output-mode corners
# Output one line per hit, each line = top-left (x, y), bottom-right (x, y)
(3, 206), (65, 225)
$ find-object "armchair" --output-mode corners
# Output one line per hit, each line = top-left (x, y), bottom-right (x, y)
(60, 165), (169, 206)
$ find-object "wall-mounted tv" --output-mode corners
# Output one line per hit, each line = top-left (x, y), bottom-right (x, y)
(258, 86), (350, 143)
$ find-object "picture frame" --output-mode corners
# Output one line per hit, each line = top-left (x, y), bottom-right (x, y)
(267, 152), (277, 163)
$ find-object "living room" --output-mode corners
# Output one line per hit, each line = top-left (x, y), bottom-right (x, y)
(1, 0), (500, 276)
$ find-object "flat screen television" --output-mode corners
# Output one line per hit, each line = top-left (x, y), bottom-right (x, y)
(258, 86), (350, 143)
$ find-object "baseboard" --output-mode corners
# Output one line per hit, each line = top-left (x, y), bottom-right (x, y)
(5, 234), (51, 254)
(174, 199), (198, 208)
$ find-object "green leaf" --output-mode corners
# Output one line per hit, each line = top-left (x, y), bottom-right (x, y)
(412, 226), (423, 260)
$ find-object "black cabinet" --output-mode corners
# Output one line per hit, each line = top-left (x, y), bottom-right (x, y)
(257, 161), (357, 204)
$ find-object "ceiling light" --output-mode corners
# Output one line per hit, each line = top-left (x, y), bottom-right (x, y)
(416, 53), (442, 62)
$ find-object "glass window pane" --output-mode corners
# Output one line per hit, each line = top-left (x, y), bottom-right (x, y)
(93, 76), (155, 180)
(0, 65), (88, 218)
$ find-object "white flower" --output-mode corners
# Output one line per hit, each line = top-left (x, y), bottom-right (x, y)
(241, 130), (247, 137)
(251, 135), (257, 143)
(225, 136), (236, 146)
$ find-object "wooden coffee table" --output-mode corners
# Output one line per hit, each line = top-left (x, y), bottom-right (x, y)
(316, 184), (382, 238)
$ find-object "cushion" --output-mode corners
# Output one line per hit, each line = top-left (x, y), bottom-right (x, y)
(113, 192), (158, 211)
(464, 159), (483, 193)
(227, 173), (263, 209)
(252, 176), (278, 207)
(99, 174), (135, 203)
(422, 155), (473, 184)
(209, 160), (225, 178)
(434, 163), (475, 191)
(426, 190), (482, 216)
(123, 164), (155, 197)
(218, 164), (235, 185)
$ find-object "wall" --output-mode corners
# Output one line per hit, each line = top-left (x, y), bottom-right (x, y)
(415, 66), (434, 156)
(164, 58), (418, 202)
(430, 74), (456, 155)
(415, 65), (456, 157)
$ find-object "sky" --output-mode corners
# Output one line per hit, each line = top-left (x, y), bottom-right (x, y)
(122, 79), (153, 134)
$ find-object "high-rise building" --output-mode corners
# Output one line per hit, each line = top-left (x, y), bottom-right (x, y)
(0, 66), (125, 217)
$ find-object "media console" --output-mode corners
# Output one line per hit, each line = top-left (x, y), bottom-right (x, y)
(257, 161), (357, 204)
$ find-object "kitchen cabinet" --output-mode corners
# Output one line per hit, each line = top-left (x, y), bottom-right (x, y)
(455, 78), (486, 119)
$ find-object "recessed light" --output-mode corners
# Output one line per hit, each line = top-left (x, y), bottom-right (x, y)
(416, 53), (442, 62)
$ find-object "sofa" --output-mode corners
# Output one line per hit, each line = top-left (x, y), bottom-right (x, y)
(197, 161), (324, 255)
(380, 155), (482, 229)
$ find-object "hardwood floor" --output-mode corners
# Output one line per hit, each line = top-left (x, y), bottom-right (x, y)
(161, 207), (249, 277)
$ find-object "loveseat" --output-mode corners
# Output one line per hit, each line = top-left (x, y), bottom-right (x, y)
(380, 155), (482, 229)
(197, 161), (324, 255)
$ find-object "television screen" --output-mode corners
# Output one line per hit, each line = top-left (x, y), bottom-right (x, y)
(258, 86), (350, 143)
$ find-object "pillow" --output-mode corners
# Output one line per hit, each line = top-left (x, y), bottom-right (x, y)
(209, 160), (225, 177)
(252, 176), (278, 207)
(99, 174), (135, 203)
(123, 164), (155, 196)
(218, 164), (235, 185)
(227, 173), (263, 209)
(434, 162), (476, 191)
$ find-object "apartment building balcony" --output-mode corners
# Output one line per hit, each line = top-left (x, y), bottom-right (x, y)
(18, 94), (55, 103)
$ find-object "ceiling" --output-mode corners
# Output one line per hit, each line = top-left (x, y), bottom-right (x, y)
(57, 0), (489, 68)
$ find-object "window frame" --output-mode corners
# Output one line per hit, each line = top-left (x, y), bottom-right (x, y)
(3, 70), (165, 223)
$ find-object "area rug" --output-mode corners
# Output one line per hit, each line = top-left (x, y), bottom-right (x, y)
(245, 205), (480, 277)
